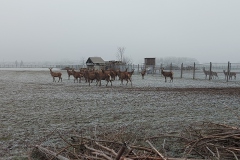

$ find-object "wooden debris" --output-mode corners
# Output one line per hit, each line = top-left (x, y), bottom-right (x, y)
(29, 122), (240, 160)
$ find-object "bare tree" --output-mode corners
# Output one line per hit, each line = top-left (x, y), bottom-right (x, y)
(15, 60), (18, 67)
(20, 60), (24, 67)
(80, 57), (86, 68)
(116, 47), (132, 64)
(116, 47), (125, 62)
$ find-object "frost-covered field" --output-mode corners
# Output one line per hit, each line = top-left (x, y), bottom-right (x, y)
(0, 69), (240, 159)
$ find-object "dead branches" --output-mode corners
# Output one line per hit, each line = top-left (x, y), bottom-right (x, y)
(182, 122), (240, 159)
(29, 122), (240, 160)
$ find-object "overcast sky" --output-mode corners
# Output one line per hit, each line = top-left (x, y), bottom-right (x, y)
(1, 0), (240, 64)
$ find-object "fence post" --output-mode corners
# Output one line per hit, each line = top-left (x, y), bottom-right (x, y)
(209, 62), (212, 80)
(227, 61), (230, 82)
(180, 63), (183, 78)
(193, 62), (196, 79)
(160, 64), (163, 77)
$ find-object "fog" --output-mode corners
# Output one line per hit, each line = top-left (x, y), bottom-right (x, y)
(1, 0), (240, 64)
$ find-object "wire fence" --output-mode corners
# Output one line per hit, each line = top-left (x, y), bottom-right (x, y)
(1, 62), (240, 82)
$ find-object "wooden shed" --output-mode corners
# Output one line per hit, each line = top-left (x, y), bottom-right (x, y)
(144, 58), (156, 74)
(144, 58), (156, 66)
(86, 57), (105, 70)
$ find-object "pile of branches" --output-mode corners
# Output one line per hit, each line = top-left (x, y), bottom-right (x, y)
(181, 122), (240, 159)
(29, 122), (240, 160)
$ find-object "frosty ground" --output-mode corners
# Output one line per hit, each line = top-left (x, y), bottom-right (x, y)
(0, 69), (240, 159)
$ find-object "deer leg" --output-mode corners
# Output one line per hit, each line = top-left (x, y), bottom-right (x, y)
(106, 80), (108, 86)
(126, 79), (128, 85)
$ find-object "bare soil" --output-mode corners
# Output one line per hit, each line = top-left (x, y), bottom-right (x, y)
(0, 69), (240, 159)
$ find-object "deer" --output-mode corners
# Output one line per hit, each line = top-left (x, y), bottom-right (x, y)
(161, 68), (173, 82)
(84, 70), (97, 86)
(223, 70), (237, 80)
(80, 68), (90, 83)
(95, 69), (113, 86)
(203, 67), (219, 79)
(127, 69), (135, 79)
(203, 67), (211, 79)
(140, 69), (146, 79)
(72, 69), (82, 83)
(66, 68), (73, 80)
(49, 68), (62, 82)
(103, 69), (116, 81)
(118, 69), (132, 86)
(211, 71), (218, 79)
(114, 68), (121, 80)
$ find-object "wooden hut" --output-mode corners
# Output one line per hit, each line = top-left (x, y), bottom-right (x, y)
(144, 58), (156, 74)
(86, 57), (105, 70)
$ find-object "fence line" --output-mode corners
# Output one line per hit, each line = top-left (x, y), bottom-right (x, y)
(1, 62), (240, 82)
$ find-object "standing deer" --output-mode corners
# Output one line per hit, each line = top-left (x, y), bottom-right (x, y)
(72, 69), (82, 83)
(223, 70), (237, 80)
(95, 69), (113, 86)
(119, 70), (132, 86)
(161, 68), (173, 82)
(84, 70), (97, 86)
(66, 68), (73, 80)
(49, 68), (62, 82)
(141, 69), (146, 79)
(203, 67), (210, 79)
(211, 71), (218, 79)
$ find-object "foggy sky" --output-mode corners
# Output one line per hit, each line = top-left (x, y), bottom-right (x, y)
(1, 0), (240, 64)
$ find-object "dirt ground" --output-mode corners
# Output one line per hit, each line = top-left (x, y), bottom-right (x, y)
(0, 69), (240, 159)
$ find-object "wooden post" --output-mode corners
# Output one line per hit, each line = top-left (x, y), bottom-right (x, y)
(137, 64), (139, 74)
(160, 64), (163, 77)
(209, 62), (212, 80)
(115, 143), (127, 160)
(193, 62), (196, 79)
(227, 61), (230, 82)
(180, 63), (183, 78)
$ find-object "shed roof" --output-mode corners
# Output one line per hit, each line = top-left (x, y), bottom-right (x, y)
(86, 57), (105, 64)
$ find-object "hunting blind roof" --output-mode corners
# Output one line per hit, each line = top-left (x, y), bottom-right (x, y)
(86, 57), (105, 65)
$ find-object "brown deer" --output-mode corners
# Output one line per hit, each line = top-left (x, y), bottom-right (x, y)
(72, 69), (82, 83)
(127, 69), (135, 79)
(95, 69), (113, 86)
(118, 70), (132, 86)
(203, 67), (210, 79)
(161, 68), (173, 82)
(203, 67), (218, 79)
(141, 69), (146, 79)
(211, 71), (218, 79)
(84, 70), (97, 86)
(223, 70), (236, 80)
(103, 69), (116, 81)
(49, 68), (62, 82)
(66, 68), (73, 80)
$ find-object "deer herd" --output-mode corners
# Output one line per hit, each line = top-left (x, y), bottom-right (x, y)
(49, 66), (237, 85)
(49, 67), (135, 86)
(49, 67), (175, 86)
(203, 67), (237, 80)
